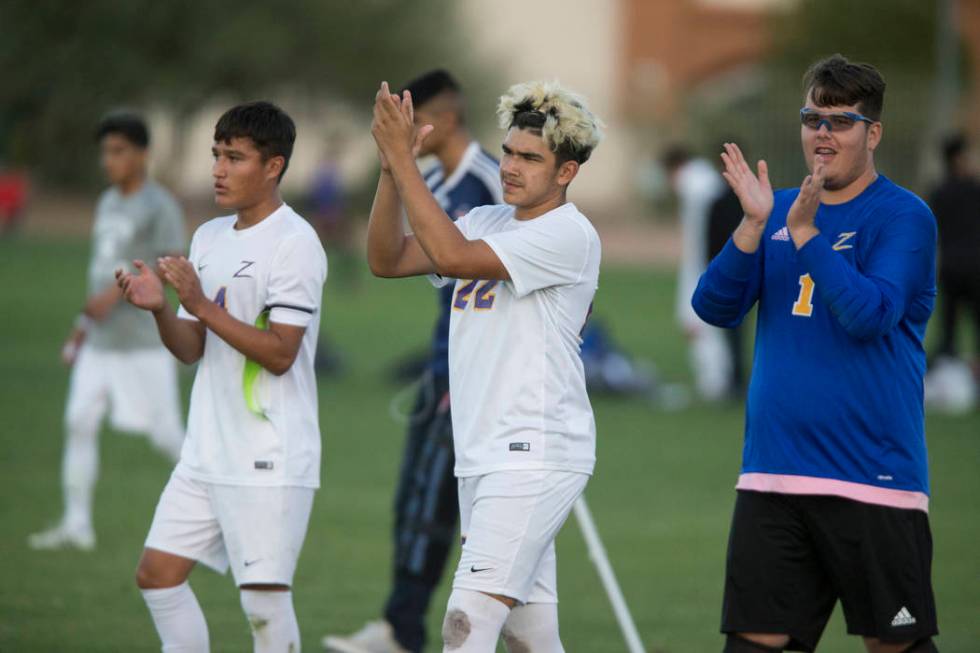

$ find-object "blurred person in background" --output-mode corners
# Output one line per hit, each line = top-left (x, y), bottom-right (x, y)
(928, 133), (980, 370)
(310, 135), (357, 290)
(28, 112), (185, 552)
(707, 141), (750, 398)
(308, 139), (351, 376)
(323, 69), (502, 653)
(0, 162), (29, 236)
(663, 144), (732, 401)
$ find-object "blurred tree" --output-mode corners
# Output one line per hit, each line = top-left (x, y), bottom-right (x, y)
(771, 0), (939, 74)
(0, 0), (480, 186)
(682, 0), (967, 191)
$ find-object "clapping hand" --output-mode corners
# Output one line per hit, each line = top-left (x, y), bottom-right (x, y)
(371, 81), (434, 172)
(785, 165), (825, 248)
(116, 260), (166, 313)
(720, 142), (773, 230)
(158, 256), (208, 317)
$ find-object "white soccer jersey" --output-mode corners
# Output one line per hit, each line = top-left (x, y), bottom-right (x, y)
(176, 204), (327, 488)
(433, 202), (600, 477)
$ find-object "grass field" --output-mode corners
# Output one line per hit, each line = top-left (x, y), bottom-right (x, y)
(1, 236), (977, 652)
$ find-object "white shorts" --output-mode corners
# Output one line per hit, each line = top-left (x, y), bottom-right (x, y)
(453, 470), (588, 604)
(66, 344), (182, 436)
(145, 471), (315, 586)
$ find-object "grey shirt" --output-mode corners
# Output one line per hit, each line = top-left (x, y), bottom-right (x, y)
(86, 180), (185, 350)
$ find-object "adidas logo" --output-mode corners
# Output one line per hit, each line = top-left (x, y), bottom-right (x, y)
(891, 606), (916, 627)
(771, 226), (790, 241)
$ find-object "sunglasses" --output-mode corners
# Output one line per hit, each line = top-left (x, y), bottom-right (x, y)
(800, 108), (875, 132)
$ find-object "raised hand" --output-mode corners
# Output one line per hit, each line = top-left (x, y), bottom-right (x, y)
(720, 142), (773, 229)
(116, 260), (166, 313)
(374, 83), (399, 172)
(158, 256), (208, 317)
(786, 164), (825, 248)
(400, 88), (434, 159)
(372, 81), (433, 171)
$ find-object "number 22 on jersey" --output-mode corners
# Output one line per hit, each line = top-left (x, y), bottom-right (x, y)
(792, 273), (815, 317)
(453, 280), (498, 311)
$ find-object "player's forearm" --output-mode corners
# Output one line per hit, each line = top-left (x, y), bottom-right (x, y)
(731, 217), (766, 254)
(789, 223), (820, 250)
(83, 284), (124, 321)
(152, 303), (205, 363)
(367, 171), (410, 276)
(389, 157), (468, 274)
(797, 235), (904, 341)
(692, 239), (761, 328)
(195, 302), (297, 376)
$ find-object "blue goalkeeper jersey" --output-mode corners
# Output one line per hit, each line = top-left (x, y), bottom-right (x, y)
(692, 175), (937, 511)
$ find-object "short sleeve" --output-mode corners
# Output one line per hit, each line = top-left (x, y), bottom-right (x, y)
(266, 233), (328, 327)
(154, 193), (186, 255)
(176, 228), (202, 321)
(482, 214), (592, 298)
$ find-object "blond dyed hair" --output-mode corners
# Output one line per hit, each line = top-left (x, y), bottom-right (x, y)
(496, 80), (603, 164)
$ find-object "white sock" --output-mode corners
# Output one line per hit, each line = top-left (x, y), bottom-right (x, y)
(62, 421), (99, 532)
(141, 582), (209, 652)
(502, 602), (564, 652)
(239, 589), (300, 653)
(442, 589), (511, 652)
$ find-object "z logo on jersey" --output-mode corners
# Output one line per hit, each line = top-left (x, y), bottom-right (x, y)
(234, 260), (256, 278)
(832, 232), (857, 251)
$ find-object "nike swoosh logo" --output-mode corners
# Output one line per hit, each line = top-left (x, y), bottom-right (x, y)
(470, 565), (493, 573)
(197, 264), (208, 271)
(244, 558), (261, 567)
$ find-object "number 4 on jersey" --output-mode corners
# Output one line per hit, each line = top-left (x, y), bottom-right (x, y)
(213, 286), (227, 309)
(792, 273), (814, 317)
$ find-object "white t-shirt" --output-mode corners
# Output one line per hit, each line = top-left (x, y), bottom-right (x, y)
(433, 202), (600, 477)
(176, 204), (327, 488)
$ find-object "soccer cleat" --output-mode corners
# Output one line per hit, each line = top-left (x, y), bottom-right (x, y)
(27, 524), (96, 551)
(321, 620), (409, 653)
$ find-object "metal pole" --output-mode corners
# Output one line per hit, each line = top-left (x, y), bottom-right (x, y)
(573, 496), (646, 653)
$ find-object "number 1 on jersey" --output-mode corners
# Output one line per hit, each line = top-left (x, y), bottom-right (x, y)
(792, 273), (814, 317)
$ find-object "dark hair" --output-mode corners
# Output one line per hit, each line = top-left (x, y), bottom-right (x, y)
(96, 112), (149, 148)
(401, 69), (461, 107)
(214, 101), (296, 182)
(661, 144), (691, 172)
(510, 106), (593, 165)
(942, 133), (967, 169)
(803, 54), (886, 121)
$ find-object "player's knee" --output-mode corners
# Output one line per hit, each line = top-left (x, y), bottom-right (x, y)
(501, 625), (561, 653)
(724, 633), (788, 652)
(64, 407), (100, 438)
(900, 638), (939, 653)
(135, 560), (171, 589)
(501, 603), (562, 653)
(135, 550), (189, 589)
(442, 607), (472, 649)
(239, 587), (292, 633)
(442, 589), (512, 650)
(239, 592), (271, 632)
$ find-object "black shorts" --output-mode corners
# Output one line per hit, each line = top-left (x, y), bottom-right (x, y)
(721, 490), (938, 651)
